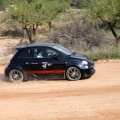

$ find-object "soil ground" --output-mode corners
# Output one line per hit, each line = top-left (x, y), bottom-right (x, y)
(0, 62), (120, 120)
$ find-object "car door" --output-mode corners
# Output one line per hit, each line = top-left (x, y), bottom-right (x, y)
(17, 48), (37, 73)
(31, 47), (67, 76)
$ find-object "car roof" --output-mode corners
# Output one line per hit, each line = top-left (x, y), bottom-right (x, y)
(16, 43), (57, 50)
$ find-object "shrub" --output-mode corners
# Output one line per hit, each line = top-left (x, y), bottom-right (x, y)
(46, 23), (106, 51)
(0, 19), (23, 37)
(84, 45), (120, 61)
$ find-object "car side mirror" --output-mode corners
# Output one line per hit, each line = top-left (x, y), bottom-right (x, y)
(53, 54), (59, 60)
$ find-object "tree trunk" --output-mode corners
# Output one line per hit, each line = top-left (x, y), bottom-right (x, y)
(48, 22), (52, 30)
(33, 24), (37, 41)
(116, 37), (120, 47)
(108, 22), (120, 47)
(23, 24), (38, 43)
(25, 28), (33, 43)
(33, 24), (36, 36)
(23, 24), (34, 43)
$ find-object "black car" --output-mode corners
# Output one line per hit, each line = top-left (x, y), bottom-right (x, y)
(4, 43), (95, 82)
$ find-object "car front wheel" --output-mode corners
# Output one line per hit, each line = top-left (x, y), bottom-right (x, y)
(9, 69), (24, 82)
(66, 67), (81, 81)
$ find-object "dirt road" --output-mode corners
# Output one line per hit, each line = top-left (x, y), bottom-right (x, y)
(0, 63), (120, 120)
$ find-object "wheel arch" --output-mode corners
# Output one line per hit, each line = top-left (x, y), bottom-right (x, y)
(8, 67), (27, 82)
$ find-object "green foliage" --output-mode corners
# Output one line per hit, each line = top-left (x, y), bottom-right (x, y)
(88, 0), (120, 47)
(0, 0), (5, 11)
(3, 0), (19, 6)
(41, 0), (69, 23)
(85, 45), (120, 61)
(89, 0), (120, 29)
(4, 0), (70, 43)
(7, 0), (70, 24)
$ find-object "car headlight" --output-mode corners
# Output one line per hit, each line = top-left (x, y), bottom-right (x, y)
(80, 60), (88, 69)
(81, 60), (88, 65)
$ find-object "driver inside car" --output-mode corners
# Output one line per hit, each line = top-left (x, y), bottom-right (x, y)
(37, 50), (44, 58)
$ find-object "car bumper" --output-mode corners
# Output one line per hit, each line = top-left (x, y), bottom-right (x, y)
(81, 68), (95, 78)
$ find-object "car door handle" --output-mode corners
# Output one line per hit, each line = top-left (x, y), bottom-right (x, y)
(31, 62), (38, 64)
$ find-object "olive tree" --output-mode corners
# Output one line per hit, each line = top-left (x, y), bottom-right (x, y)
(6, 0), (69, 43)
(89, 0), (120, 47)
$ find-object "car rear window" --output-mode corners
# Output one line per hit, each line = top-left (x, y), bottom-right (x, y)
(19, 49), (33, 58)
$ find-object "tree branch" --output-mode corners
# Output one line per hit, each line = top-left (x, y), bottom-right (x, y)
(108, 22), (118, 39)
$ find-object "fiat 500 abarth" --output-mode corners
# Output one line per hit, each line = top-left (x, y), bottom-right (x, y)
(4, 43), (95, 82)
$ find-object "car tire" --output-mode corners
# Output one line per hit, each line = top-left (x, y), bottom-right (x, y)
(9, 69), (24, 83)
(66, 67), (81, 81)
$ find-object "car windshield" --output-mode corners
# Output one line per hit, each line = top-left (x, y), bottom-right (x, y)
(53, 45), (72, 56)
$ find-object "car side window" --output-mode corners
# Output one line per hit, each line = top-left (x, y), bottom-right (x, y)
(19, 49), (32, 58)
(34, 48), (50, 58)
(46, 49), (58, 58)
(46, 48), (64, 58)
(34, 48), (60, 58)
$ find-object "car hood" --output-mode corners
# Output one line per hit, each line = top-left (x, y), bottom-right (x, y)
(69, 53), (88, 60)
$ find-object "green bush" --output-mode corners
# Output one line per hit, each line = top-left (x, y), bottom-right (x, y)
(84, 45), (120, 61)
